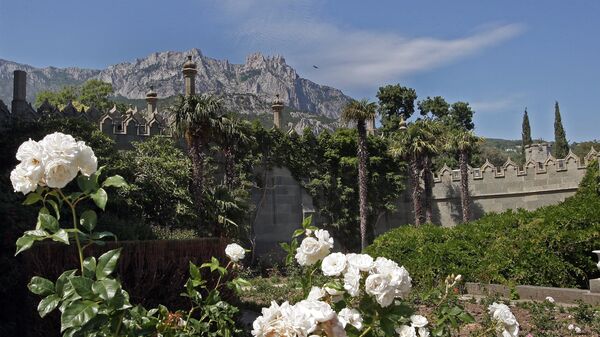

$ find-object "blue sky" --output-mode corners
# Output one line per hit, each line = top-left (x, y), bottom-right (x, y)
(1, 0), (599, 141)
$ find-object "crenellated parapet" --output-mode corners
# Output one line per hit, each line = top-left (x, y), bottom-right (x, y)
(433, 149), (597, 184)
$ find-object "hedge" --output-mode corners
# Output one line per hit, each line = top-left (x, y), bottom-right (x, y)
(366, 162), (600, 289)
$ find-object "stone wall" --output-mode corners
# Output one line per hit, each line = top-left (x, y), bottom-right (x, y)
(377, 150), (599, 232)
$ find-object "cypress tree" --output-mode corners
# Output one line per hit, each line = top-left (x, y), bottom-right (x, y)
(553, 101), (569, 158)
(521, 108), (532, 161)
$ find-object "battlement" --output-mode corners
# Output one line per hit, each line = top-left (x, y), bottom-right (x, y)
(434, 148), (598, 184)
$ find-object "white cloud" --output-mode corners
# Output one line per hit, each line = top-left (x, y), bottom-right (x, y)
(211, 0), (524, 92)
(470, 94), (525, 113)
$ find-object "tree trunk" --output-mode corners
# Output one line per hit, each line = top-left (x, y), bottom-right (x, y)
(410, 156), (423, 226)
(223, 146), (236, 189)
(188, 134), (204, 228)
(423, 155), (434, 224)
(357, 120), (369, 250)
(459, 150), (471, 223)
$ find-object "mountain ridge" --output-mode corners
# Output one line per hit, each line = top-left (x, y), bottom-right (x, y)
(0, 49), (352, 119)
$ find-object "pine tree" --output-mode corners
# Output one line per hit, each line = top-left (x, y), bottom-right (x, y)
(521, 108), (532, 162)
(553, 101), (569, 158)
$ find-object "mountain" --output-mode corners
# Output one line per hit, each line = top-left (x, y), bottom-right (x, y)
(0, 49), (352, 120)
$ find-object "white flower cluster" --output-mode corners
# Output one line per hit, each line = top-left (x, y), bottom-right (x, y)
(568, 323), (582, 334)
(225, 243), (246, 262)
(251, 300), (347, 337)
(10, 132), (97, 194)
(488, 302), (519, 337)
(321, 252), (412, 307)
(295, 229), (334, 266)
(396, 315), (430, 337)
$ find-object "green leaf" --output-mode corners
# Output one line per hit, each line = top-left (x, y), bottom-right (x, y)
(28, 276), (55, 296)
(89, 231), (116, 241)
(60, 300), (99, 332)
(80, 210), (97, 232)
(69, 276), (95, 299)
(51, 229), (70, 245)
(96, 248), (121, 280)
(301, 215), (313, 229)
(83, 257), (97, 279)
(38, 294), (60, 318)
(55, 270), (78, 296)
(102, 175), (127, 188)
(189, 262), (201, 280)
(15, 235), (35, 255)
(90, 188), (107, 210)
(24, 229), (49, 238)
(292, 229), (305, 238)
(23, 192), (42, 205)
(38, 213), (59, 232)
(92, 279), (120, 301)
(77, 174), (98, 193)
(47, 199), (61, 220)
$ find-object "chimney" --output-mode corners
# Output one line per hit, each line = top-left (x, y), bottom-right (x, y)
(271, 94), (284, 129)
(182, 55), (197, 96)
(146, 86), (158, 113)
(12, 70), (27, 113)
(366, 117), (375, 135)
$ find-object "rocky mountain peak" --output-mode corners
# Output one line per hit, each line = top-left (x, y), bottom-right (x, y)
(0, 49), (352, 119)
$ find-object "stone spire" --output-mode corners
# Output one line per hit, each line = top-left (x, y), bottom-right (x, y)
(146, 86), (158, 113)
(11, 70), (27, 114)
(182, 55), (197, 96)
(271, 94), (284, 129)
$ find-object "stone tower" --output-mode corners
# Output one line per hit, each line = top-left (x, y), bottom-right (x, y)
(525, 143), (552, 162)
(182, 55), (197, 96)
(366, 117), (375, 135)
(11, 70), (27, 114)
(271, 94), (284, 129)
(146, 86), (158, 113)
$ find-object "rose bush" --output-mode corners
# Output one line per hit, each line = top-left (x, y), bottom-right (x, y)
(12, 133), (249, 337)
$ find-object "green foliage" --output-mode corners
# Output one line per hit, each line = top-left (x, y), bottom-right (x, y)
(79, 79), (114, 111)
(112, 136), (197, 229)
(376, 84), (417, 133)
(35, 86), (79, 109)
(367, 162), (600, 289)
(522, 108), (532, 159)
(554, 101), (570, 158)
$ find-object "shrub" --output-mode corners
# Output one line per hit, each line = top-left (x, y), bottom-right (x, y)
(366, 162), (600, 289)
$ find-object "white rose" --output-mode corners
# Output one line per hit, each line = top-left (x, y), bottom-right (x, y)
(343, 268), (361, 297)
(314, 229), (334, 249)
(308, 286), (326, 301)
(417, 327), (430, 337)
(575, 326), (582, 334)
(338, 308), (363, 330)
(296, 237), (329, 266)
(568, 324), (575, 331)
(39, 132), (79, 161)
(410, 315), (428, 328)
(545, 296), (555, 303)
(488, 303), (519, 337)
(75, 141), (97, 176)
(365, 273), (396, 307)
(225, 243), (245, 262)
(252, 301), (317, 337)
(396, 325), (417, 337)
(346, 253), (374, 271)
(44, 158), (79, 188)
(296, 299), (336, 323)
(10, 164), (38, 194)
(15, 139), (45, 184)
(322, 253), (347, 276)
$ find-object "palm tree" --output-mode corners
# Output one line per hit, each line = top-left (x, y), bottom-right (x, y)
(445, 129), (482, 223)
(420, 120), (444, 224)
(172, 94), (225, 233)
(389, 119), (438, 226)
(341, 99), (377, 250)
